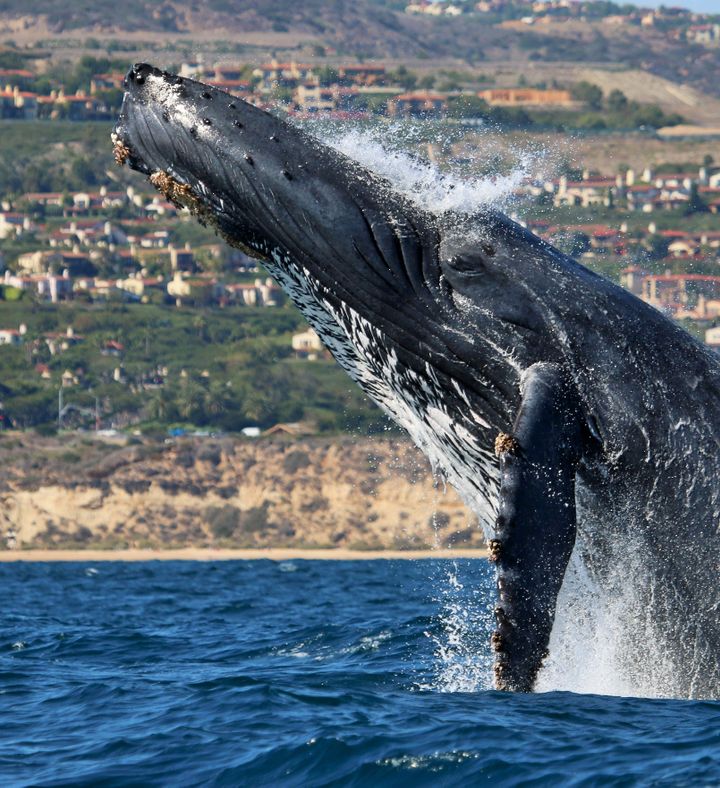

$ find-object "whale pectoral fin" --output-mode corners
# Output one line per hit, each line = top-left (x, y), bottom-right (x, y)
(491, 362), (585, 692)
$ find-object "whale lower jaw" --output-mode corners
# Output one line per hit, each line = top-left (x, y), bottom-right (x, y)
(265, 246), (500, 536)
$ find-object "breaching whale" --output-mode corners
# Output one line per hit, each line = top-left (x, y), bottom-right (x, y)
(113, 64), (719, 698)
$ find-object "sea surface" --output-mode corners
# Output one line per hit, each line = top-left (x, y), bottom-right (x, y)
(1, 559), (718, 787)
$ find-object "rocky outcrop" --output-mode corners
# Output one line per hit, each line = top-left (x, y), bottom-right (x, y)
(0, 433), (482, 550)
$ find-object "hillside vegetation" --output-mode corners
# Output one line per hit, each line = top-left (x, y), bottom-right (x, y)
(0, 300), (389, 435)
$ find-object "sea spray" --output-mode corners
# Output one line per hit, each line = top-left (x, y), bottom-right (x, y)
(538, 533), (680, 699)
(421, 560), (494, 693)
(315, 121), (552, 216)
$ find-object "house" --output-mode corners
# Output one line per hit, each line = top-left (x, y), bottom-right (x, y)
(294, 84), (337, 113)
(626, 184), (661, 212)
(406, 2), (463, 15)
(0, 328), (23, 346)
(554, 177), (617, 208)
(117, 275), (165, 300)
(21, 192), (64, 208)
(169, 245), (196, 272)
(687, 24), (720, 47)
(253, 61), (315, 90)
(640, 274), (720, 313)
(225, 282), (261, 306)
(166, 272), (221, 305)
(44, 326), (84, 355)
(387, 92), (448, 118)
(4, 270), (74, 302)
(224, 278), (283, 307)
(292, 328), (324, 358)
(0, 212), (32, 239)
(706, 323), (720, 348)
(667, 238), (700, 258)
(336, 65), (386, 86)
(620, 266), (646, 296)
(0, 86), (38, 119)
(61, 369), (79, 387)
(36, 272), (75, 302)
(478, 88), (576, 107)
(102, 340), (125, 357)
(90, 72), (126, 92)
(263, 421), (316, 437)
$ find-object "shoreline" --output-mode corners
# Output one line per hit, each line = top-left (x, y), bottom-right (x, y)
(0, 548), (488, 562)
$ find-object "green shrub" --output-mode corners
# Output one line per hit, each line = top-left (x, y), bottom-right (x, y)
(205, 505), (241, 538)
(282, 449), (311, 474)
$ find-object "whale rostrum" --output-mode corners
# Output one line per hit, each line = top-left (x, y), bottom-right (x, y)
(114, 63), (720, 698)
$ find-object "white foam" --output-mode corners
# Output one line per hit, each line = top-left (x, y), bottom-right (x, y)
(318, 123), (549, 215)
(537, 533), (681, 699)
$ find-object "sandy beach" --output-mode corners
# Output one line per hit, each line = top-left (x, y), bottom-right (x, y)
(0, 548), (488, 562)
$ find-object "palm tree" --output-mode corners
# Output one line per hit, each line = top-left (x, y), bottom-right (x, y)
(204, 382), (232, 419)
(148, 387), (174, 422)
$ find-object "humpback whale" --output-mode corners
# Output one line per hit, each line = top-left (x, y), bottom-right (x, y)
(114, 64), (719, 698)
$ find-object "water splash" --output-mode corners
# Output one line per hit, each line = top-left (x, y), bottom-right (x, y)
(317, 122), (550, 216)
(538, 533), (680, 699)
(423, 562), (494, 693)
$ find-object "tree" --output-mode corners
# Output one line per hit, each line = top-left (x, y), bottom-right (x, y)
(204, 382), (233, 419)
(685, 182), (708, 215)
(643, 234), (670, 261)
(417, 74), (436, 90)
(570, 81), (603, 111)
(607, 89), (628, 114)
(447, 94), (490, 119)
(316, 66), (339, 86)
(177, 381), (205, 422)
(390, 66), (417, 91)
(148, 388), (176, 422)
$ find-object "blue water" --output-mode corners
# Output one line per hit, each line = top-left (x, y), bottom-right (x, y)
(1, 560), (718, 786)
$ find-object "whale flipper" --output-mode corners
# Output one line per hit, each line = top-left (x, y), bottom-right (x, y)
(492, 362), (586, 691)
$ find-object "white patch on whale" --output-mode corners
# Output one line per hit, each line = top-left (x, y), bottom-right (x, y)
(264, 246), (500, 535)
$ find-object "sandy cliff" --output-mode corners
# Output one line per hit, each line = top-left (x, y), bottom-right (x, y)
(0, 433), (482, 551)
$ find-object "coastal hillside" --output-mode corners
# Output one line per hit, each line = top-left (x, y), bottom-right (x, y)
(2, 1), (720, 100)
(0, 433), (481, 551)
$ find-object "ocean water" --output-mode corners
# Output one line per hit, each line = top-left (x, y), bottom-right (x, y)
(1, 560), (718, 787)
